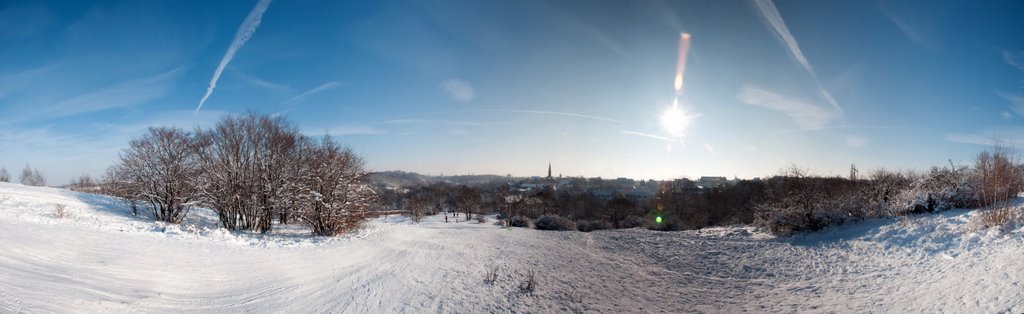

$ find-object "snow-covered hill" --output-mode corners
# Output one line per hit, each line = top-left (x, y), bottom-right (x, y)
(1, 182), (1022, 313)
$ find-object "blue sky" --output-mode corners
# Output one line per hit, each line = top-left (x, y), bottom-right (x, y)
(1, 0), (1023, 184)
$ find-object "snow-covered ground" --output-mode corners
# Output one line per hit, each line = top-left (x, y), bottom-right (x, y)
(1, 182), (1022, 313)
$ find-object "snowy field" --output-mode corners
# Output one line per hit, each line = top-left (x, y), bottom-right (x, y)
(1, 182), (1022, 313)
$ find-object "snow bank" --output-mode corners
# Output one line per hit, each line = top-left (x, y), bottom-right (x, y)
(1, 182), (1022, 313)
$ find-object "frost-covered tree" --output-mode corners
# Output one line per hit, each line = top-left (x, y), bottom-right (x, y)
(19, 164), (45, 186)
(295, 136), (376, 236)
(0, 167), (9, 182)
(112, 127), (200, 223)
(195, 112), (307, 233)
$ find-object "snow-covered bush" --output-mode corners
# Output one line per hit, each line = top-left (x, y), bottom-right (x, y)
(576, 220), (612, 232)
(534, 214), (576, 231)
(882, 167), (978, 216)
(508, 215), (531, 228)
(18, 164), (46, 187)
(295, 136), (377, 236)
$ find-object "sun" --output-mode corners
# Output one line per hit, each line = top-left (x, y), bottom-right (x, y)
(659, 103), (693, 138)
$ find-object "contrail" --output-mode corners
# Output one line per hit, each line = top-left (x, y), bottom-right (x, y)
(195, 0), (273, 113)
(752, 0), (843, 115)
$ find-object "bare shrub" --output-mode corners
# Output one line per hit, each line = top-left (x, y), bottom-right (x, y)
(520, 270), (537, 293)
(0, 167), (9, 182)
(534, 214), (576, 231)
(54, 204), (66, 218)
(476, 214), (487, 223)
(484, 266), (498, 284)
(974, 205), (1020, 231)
(973, 145), (1022, 208)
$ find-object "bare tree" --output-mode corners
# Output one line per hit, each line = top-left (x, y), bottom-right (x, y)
(0, 167), (8, 182)
(295, 136), (377, 236)
(112, 127), (200, 223)
(454, 185), (482, 221)
(195, 112), (308, 233)
(974, 144), (1022, 207)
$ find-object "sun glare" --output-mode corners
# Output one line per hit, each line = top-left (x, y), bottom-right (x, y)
(659, 102), (692, 138)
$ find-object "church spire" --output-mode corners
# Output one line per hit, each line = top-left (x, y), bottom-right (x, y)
(547, 162), (553, 180)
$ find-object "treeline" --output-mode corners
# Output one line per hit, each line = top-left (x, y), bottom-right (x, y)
(378, 146), (1021, 236)
(645, 146), (1021, 234)
(102, 112), (375, 236)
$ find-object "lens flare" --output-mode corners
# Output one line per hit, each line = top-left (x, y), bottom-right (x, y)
(674, 33), (692, 94)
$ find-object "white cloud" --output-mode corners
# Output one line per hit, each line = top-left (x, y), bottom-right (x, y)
(844, 135), (869, 148)
(737, 85), (838, 130)
(442, 78), (475, 102)
(752, 0), (843, 115)
(196, 0), (272, 112)
(1001, 111), (1014, 120)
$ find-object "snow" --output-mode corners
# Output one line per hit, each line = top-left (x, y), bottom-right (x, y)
(1, 182), (1022, 312)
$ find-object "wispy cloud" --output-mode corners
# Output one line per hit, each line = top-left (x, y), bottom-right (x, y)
(392, 109), (626, 124)
(486, 109), (625, 124)
(738, 85), (838, 130)
(281, 81), (342, 107)
(623, 130), (673, 142)
(1004, 50), (1024, 72)
(945, 126), (1024, 147)
(196, 0), (272, 113)
(703, 143), (716, 154)
(880, 7), (931, 49)
(844, 135), (869, 148)
(304, 125), (384, 137)
(442, 78), (475, 102)
(233, 69), (293, 93)
(0, 62), (63, 100)
(1000, 93), (1024, 118)
(383, 119), (490, 127)
(44, 67), (183, 117)
(752, 0), (843, 115)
